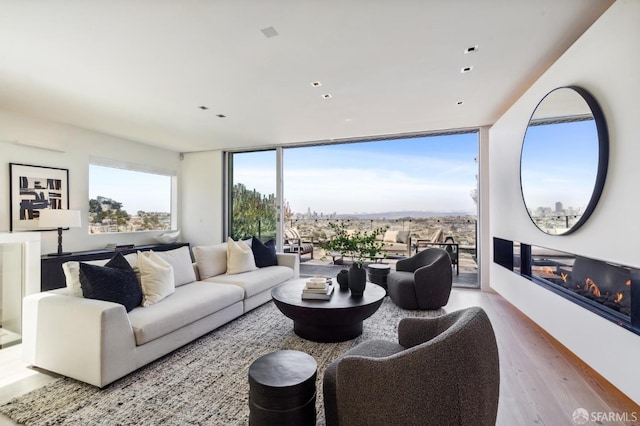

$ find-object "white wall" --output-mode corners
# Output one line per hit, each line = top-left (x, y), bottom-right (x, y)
(180, 150), (224, 246)
(478, 126), (491, 292)
(0, 108), (181, 254)
(489, 0), (640, 404)
(0, 232), (40, 340)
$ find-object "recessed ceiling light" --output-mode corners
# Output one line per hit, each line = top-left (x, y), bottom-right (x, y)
(261, 26), (279, 38)
(311, 81), (322, 87)
(216, 114), (226, 118)
(461, 66), (473, 73)
(464, 45), (479, 54)
(198, 106), (209, 110)
(322, 94), (332, 99)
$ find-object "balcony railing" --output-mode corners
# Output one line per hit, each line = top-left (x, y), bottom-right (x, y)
(528, 214), (582, 235)
(286, 216), (477, 255)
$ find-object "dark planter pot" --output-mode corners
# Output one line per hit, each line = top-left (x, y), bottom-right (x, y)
(348, 264), (367, 297)
(336, 269), (349, 290)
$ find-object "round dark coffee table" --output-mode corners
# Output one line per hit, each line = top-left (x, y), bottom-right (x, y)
(271, 279), (386, 342)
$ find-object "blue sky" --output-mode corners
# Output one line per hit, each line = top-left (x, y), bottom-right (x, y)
(87, 121), (596, 217)
(521, 120), (598, 211)
(233, 133), (479, 215)
(89, 165), (171, 213)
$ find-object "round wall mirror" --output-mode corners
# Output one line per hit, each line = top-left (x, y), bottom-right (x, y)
(520, 86), (608, 235)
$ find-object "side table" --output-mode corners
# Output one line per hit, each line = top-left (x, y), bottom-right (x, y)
(248, 350), (317, 425)
(367, 263), (391, 289)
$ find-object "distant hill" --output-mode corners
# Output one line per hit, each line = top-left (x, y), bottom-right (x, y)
(333, 211), (475, 219)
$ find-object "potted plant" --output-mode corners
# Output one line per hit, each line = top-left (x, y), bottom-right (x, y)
(325, 222), (386, 296)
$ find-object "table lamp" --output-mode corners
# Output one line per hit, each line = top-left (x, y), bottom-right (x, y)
(38, 209), (81, 256)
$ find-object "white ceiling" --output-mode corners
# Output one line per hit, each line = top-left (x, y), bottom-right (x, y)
(0, 0), (614, 153)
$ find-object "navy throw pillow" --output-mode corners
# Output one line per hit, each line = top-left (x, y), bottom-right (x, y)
(79, 252), (142, 312)
(251, 237), (277, 268)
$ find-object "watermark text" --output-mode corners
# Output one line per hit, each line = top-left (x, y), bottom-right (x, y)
(573, 408), (638, 424)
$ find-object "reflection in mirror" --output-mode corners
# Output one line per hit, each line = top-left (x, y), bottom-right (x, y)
(520, 86), (608, 235)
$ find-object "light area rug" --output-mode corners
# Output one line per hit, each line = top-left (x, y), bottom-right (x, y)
(1, 298), (442, 425)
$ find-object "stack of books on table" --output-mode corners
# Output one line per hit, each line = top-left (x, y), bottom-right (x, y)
(302, 276), (334, 300)
(105, 243), (135, 250)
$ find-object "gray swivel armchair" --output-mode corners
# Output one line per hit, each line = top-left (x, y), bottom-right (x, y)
(323, 307), (500, 426)
(387, 247), (452, 309)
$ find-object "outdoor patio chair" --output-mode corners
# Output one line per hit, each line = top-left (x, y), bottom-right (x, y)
(284, 227), (314, 260)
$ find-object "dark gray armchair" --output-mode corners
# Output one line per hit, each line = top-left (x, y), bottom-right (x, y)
(323, 307), (500, 426)
(387, 247), (452, 309)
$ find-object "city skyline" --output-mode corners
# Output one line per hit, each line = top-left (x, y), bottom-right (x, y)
(521, 119), (598, 211)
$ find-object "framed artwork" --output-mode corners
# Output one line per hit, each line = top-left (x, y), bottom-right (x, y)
(9, 163), (69, 231)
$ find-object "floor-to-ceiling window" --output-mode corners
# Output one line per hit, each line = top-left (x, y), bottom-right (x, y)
(226, 131), (479, 286)
(227, 150), (277, 241)
(282, 132), (479, 286)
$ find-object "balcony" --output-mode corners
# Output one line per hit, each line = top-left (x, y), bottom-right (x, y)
(288, 217), (478, 288)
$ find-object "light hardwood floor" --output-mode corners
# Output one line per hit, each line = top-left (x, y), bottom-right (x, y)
(0, 289), (638, 425)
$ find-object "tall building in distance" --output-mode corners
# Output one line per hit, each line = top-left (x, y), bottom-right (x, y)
(555, 201), (564, 212)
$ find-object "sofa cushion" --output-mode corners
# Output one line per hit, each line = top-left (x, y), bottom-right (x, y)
(382, 242), (410, 253)
(127, 281), (244, 345)
(154, 246), (196, 287)
(193, 243), (227, 279)
(383, 230), (399, 243)
(251, 237), (277, 268)
(226, 237), (258, 275)
(137, 250), (175, 307)
(79, 252), (142, 312)
(397, 230), (410, 244)
(204, 265), (293, 298)
(285, 228), (301, 240)
(62, 261), (83, 297)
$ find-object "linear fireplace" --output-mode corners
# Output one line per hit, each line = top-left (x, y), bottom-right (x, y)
(493, 238), (639, 335)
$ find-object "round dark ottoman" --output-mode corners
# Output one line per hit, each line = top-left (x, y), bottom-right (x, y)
(248, 350), (317, 425)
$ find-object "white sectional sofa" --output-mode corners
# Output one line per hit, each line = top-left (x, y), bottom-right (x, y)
(22, 243), (298, 388)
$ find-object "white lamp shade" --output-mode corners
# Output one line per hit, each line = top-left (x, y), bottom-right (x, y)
(38, 209), (82, 229)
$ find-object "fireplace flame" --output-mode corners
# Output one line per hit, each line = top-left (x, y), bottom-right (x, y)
(584, 278), (601, 298)
(615, 293), (623, 303)
(541, 266), (554, 275)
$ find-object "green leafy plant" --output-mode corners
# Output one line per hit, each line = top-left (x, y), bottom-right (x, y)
(325, 222), (386, 267)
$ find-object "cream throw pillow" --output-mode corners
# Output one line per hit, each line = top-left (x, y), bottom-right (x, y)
(193, 243), (228, 279)
(383, 230), (399, 243)
(62, 261), (83, 297)
(154, 246), (196, 287)
(226, 237), (258, 275)
(137, 250), (175, 306)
